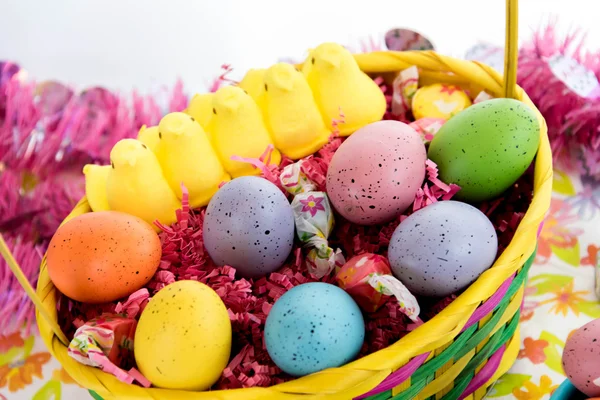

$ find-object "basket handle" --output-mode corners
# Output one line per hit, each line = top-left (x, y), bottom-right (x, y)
(0, 233), (70, 345)
(503, 0), (519, 99)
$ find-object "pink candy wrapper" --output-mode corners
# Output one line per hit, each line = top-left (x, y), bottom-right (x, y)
(336, 253), (420, 321)
(67, 314), (150, 387)
(409, 118), (445, 144)
(280, 161), (345, 278)
(391, 66), (419, 117)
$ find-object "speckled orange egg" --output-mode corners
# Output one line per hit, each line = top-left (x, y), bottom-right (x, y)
(47, 211), (162, 303)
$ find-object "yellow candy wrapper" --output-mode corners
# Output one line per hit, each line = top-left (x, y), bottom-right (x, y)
(412, 83), (472, 120)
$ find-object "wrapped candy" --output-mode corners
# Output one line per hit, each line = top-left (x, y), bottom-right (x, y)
(336, 253), (420, 322)
(391, 66), (419, 117)
(67, 314), (150, 387)
(280, 160), (345, 278)
(473, 91), (494, 104)
(385, 29), (434, 52)
(409, 117), (445, 144)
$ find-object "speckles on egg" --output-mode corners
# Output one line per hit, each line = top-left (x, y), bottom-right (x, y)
(562, 318), (600, 397)
(134, 280), (231, 390)
(388, 201), (498, 297)
(428, 98), (540, 203)
(264, 282), (365, 376)
(46, 211), (161, 303)
(326, 120), (427, 225)
(203, 176), (295, 279)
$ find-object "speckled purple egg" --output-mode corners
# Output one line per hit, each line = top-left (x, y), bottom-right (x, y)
(326, 120), (427, 225)
(388, 200), (497, 297)
(562, 318), (600, 397)
(203, 176), (295, 279)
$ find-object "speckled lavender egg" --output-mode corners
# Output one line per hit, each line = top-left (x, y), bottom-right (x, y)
(326, 120), (427, 225)
(388, 200), (497, 297)
(562, 318), (600, 397)
(264, 282), (365, 376)
(203, 176), (295, 279)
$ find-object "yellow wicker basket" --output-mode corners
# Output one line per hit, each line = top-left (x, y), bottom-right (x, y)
(1, 0), (552, 398)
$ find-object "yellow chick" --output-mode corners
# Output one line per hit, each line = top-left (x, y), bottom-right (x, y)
(156, 112), (230, 207)
(106, 138), (180, 230)
(136, 125), (160, 154)
(262, 63), (331, 159)
(82, 164), (111, 212)
(185, 93), (214, 130)
(208, 86), (281, 177)
(238, 68), (266, 106)
(303, 42), (386, 136)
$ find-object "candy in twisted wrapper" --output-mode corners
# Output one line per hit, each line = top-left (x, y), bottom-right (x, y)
(473, 91), (494, 104)
(336, 253), (420, 322)
(67, 314), (151, 387)
(409, 118), (445, 144)
(280, 159), (316, 194)
(281, 161), (344, 278)
(391, 66), (419, 117)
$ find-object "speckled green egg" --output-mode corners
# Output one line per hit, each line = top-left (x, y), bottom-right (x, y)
(428, 98), (540, 202)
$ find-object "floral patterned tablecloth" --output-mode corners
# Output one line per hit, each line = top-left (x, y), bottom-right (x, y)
(1, 168), (598, 400)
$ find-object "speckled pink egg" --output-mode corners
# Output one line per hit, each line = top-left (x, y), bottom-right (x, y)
(326, 120), (426, 225)
(563, 318), (600, 397)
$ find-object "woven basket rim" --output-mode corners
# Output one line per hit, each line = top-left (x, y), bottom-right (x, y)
(34, 50), (553, 400)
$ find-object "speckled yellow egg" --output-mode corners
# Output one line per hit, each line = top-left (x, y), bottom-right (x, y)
(134, 280), (232, 390)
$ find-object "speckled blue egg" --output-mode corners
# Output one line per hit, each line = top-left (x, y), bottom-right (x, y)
(203, 176), (295, 279)
(264, 282), (365, 376)
(388, 200), (498, 297)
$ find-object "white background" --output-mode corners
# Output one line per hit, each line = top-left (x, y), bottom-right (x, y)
(1, 0), (599, 95)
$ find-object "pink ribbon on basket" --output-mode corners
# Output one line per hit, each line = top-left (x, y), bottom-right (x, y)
(458, 344), (506, 399)
(355, 272), (517, 399)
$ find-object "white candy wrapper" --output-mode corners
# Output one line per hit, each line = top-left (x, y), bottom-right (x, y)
(473, 91), (494, 104)
(392, 66), (419, 116)
(367, 274), (421, 322)
(281, 161), (345, 278)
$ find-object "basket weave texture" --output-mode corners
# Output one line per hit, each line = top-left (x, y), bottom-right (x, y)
(33, 50), (552, 400)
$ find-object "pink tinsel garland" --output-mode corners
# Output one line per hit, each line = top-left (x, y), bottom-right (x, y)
(519, 22), (600, 179)
(0, 62), (192, 333)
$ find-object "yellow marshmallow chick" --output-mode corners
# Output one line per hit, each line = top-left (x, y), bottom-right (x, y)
(156, 112), (230, 207)
(136, 125), (160, 154)
(106, 138), (180, 230)
(209, 86), (281, 177)
(303, 42), (386, 136)
(263, 63), (331, 159)
(238, 68), (266, 107)
(185, 93), (214, 130)
(82, 164), (111, 212)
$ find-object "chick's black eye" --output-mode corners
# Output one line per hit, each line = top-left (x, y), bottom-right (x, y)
(212, 108), (217, 115)
(243, 89), (248, 95)
(111, 161), (115, 168)
(158, 131), (162, 139)
(190, 116), (195, 122)
(264, 83), (268, 91)
(141, 143), (147, 149)
(311, 57), (315, 65)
